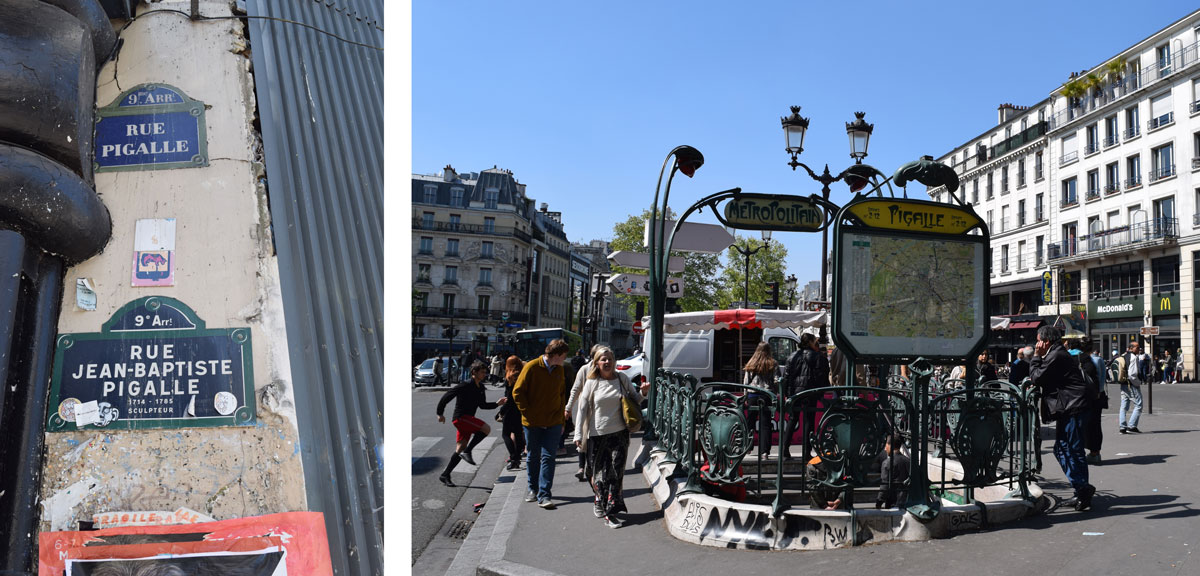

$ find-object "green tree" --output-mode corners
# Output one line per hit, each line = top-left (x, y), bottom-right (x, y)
(608, 209), (722, 316)
(717, 236), (789, 309)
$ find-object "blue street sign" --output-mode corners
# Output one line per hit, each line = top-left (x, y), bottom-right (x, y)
(94, 84), (208, 172)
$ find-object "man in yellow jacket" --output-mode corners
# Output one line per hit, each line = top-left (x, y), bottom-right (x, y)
(513, 338), (570, 509)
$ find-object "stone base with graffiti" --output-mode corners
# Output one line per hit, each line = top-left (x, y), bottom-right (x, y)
(641, 443), (1043, 550)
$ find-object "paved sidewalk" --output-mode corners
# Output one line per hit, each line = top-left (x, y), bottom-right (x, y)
(458, 408), (1200, 576)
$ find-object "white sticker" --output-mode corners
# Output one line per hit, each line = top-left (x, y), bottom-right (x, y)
(134, 218), (177, 250)
(214, 391), (237, 416)
(75, 279), (96, 311)
(74, 400), (100, 427)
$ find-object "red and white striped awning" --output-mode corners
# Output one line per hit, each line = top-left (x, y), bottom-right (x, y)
(643, 309), (827, 334)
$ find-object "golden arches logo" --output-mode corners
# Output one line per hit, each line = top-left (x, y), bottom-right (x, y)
(1160, 296), (1172, 311)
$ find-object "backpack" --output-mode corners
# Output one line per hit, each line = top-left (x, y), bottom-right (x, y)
(1077, 355), (1099, 402)
(1125, 352), (1142, 384)
(1110, 355), (1129, 385)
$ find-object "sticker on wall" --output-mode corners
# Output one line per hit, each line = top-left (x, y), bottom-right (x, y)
(75, 278), (97, 310)
(47, 296), (256, 431)
(132, 218), (176, 287)
(94, 84), (209, 172)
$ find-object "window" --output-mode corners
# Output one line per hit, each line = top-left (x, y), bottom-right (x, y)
(972, 179), (979, 204)
(1157, 44), (1171, 77)
(1017, 240), (1026, 271)
(1126, 154), (1141, 189)
(1150, 143), (1175, 181)
(1005, 126), (1012, 139)
(987, 209), (994, 231)
(414, 324), (426, 338)
(1036, 235), (1045, 266)
(484, 217), (495, 233)
(446, 238), (459, 257)
(415, 292), (428, 310)
(1086, 169), (1100, 200)
(481, 241), (494, 259)
(1089, 262), (1144, 298)
(1153, 196), (1176, 231)
(450, 188), (464, 206)
(1105, 162), (1120, 194)
(1001, 204), (1010, 232)
(419, 236), (433, 254)
(423, 185), (437, 204)
(1035, 151), (1044, 180)
(1001, 166), (1009, 193)
(1017, 158), (1026, 187)
(479, 267), (492, 286)
(1061, 177), (1078, 207)
(1104, 115), (1119, 147)
(421, 211), (434, 229)
(987, 172), (994, 199)
(417, 263), (431, 282)
(1059, 269), (1081, 301)
(1035, 193), (1044, 221)
(1018, 199), (1026, 227)
(1087, 216), (1102, 250)
(988, 248), (993, 275)
(1193, 78), (1200, 114)
(1150, 93), (1174, 129)
(477, 294), (491, 313)
(1060, 133), (1078, 165)
(448, 214), (461, 230)
(1062, 222), (1078, 257)
(1001, 245), (1010, 272)
(1152, 255), (1180, 293)
(1021, 118), (1028, 131)
(1085, 123), (1099, 154)
(484, 189), (498, 209)
(442, 293), (456, 313)
(444, 265), (458, 284)
(1195, 132), (1200, 169)
(1125, 106), (1140, 139)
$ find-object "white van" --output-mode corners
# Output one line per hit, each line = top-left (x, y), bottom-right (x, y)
(640, 309), (824, 383)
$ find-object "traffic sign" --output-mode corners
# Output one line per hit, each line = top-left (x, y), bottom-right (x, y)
(644, 220), (735, 254)
(607, 273), (685, 297)
(1140, 326), (1160, 336)
(631, 320), (644, 335)
(607, 250), (685, 273)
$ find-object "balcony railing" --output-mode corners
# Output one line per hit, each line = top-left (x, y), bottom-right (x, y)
(1046, 42), (1200, 131)
(1048, 217), (1179, 262)
(1035, 208), (1045, 222)
(1192, 100), (1200, 114)
(1104, 183), (1120, 195)
(1103, 134), (1119, 148)
(1194, 213), (1200, 226)
(1125, 176), (1142, 190)
(1085, 188), (1101, 201)
(1035, 166), (1044, 180)
(417, 248), (434, 256)
(441, 277), (459, 285)
(1124, 127), (1140, 140)
(1148, 112), (1174, 130)
(1060, 151), (1078, 166)
(1148, 164), (1176, 182)
(1194, 157), (1200, 170)
(411, 218), (532, 242)
(1084, 141), (1099, 155)
(416, 274), (432, 284)
(1060, 195), (1078, 208)
(412, 306), (531, 324)
(477, 280), (493, 287)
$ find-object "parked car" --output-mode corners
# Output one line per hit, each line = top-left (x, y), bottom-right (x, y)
(616, 352), (645, 384)
(413, 357), (458, 386)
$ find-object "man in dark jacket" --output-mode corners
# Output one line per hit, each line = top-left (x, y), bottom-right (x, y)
(1008, 346), (1032, 386)
(1029, 325), (1095, 511)
(782, 333), (830, 457)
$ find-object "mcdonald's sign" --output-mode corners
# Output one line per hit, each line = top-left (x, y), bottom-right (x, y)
(1152, 292), (1179, 317)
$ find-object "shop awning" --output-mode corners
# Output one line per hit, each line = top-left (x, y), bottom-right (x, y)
(643, 309), (827, 334)
(1009, 320), (1044, 330)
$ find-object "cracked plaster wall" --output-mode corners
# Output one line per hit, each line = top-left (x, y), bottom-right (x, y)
(38, 0), (306, 532)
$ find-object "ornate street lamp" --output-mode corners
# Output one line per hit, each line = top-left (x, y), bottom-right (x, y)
(781, 107), (882, 301)
(785, 274), (798, 309)
(728, 230), (771, 307)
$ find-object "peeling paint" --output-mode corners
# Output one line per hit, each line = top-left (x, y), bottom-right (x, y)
(41, 477), (102, 531)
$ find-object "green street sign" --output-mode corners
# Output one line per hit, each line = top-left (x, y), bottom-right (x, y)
(48, 296), (255, 431)
(722, 194), (824, 232)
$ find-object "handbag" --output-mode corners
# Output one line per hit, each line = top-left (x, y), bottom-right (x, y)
(618, 375), (643, 433)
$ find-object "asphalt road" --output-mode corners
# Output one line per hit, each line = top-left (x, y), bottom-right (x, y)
(411, 382), (508, 561)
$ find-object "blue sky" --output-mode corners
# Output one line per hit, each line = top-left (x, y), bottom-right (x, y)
(411, 1), (1198, 287)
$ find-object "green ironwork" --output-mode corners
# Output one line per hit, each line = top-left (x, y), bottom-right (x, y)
(637, 146), (1042, 525)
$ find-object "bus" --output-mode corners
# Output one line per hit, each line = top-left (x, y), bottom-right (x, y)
(514, 328), (583, 361)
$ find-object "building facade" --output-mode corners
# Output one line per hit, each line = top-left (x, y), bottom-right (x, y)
(412, 166), (535, 357)
(572, 239), (636, 355)
(929, 9), (1200, 373)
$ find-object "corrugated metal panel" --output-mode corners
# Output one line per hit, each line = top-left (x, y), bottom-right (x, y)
(243, 2), (383, 574)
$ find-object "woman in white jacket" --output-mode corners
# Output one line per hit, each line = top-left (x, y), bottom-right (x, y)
(573, 346), (649, 528)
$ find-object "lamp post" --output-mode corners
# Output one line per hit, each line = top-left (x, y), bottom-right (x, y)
(781, 107), (875, 301)
(729, 230), (771, 307)
(785, 274), (798, 309)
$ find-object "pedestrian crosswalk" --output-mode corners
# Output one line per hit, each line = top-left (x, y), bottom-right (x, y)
(412, 436), (498, 475)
